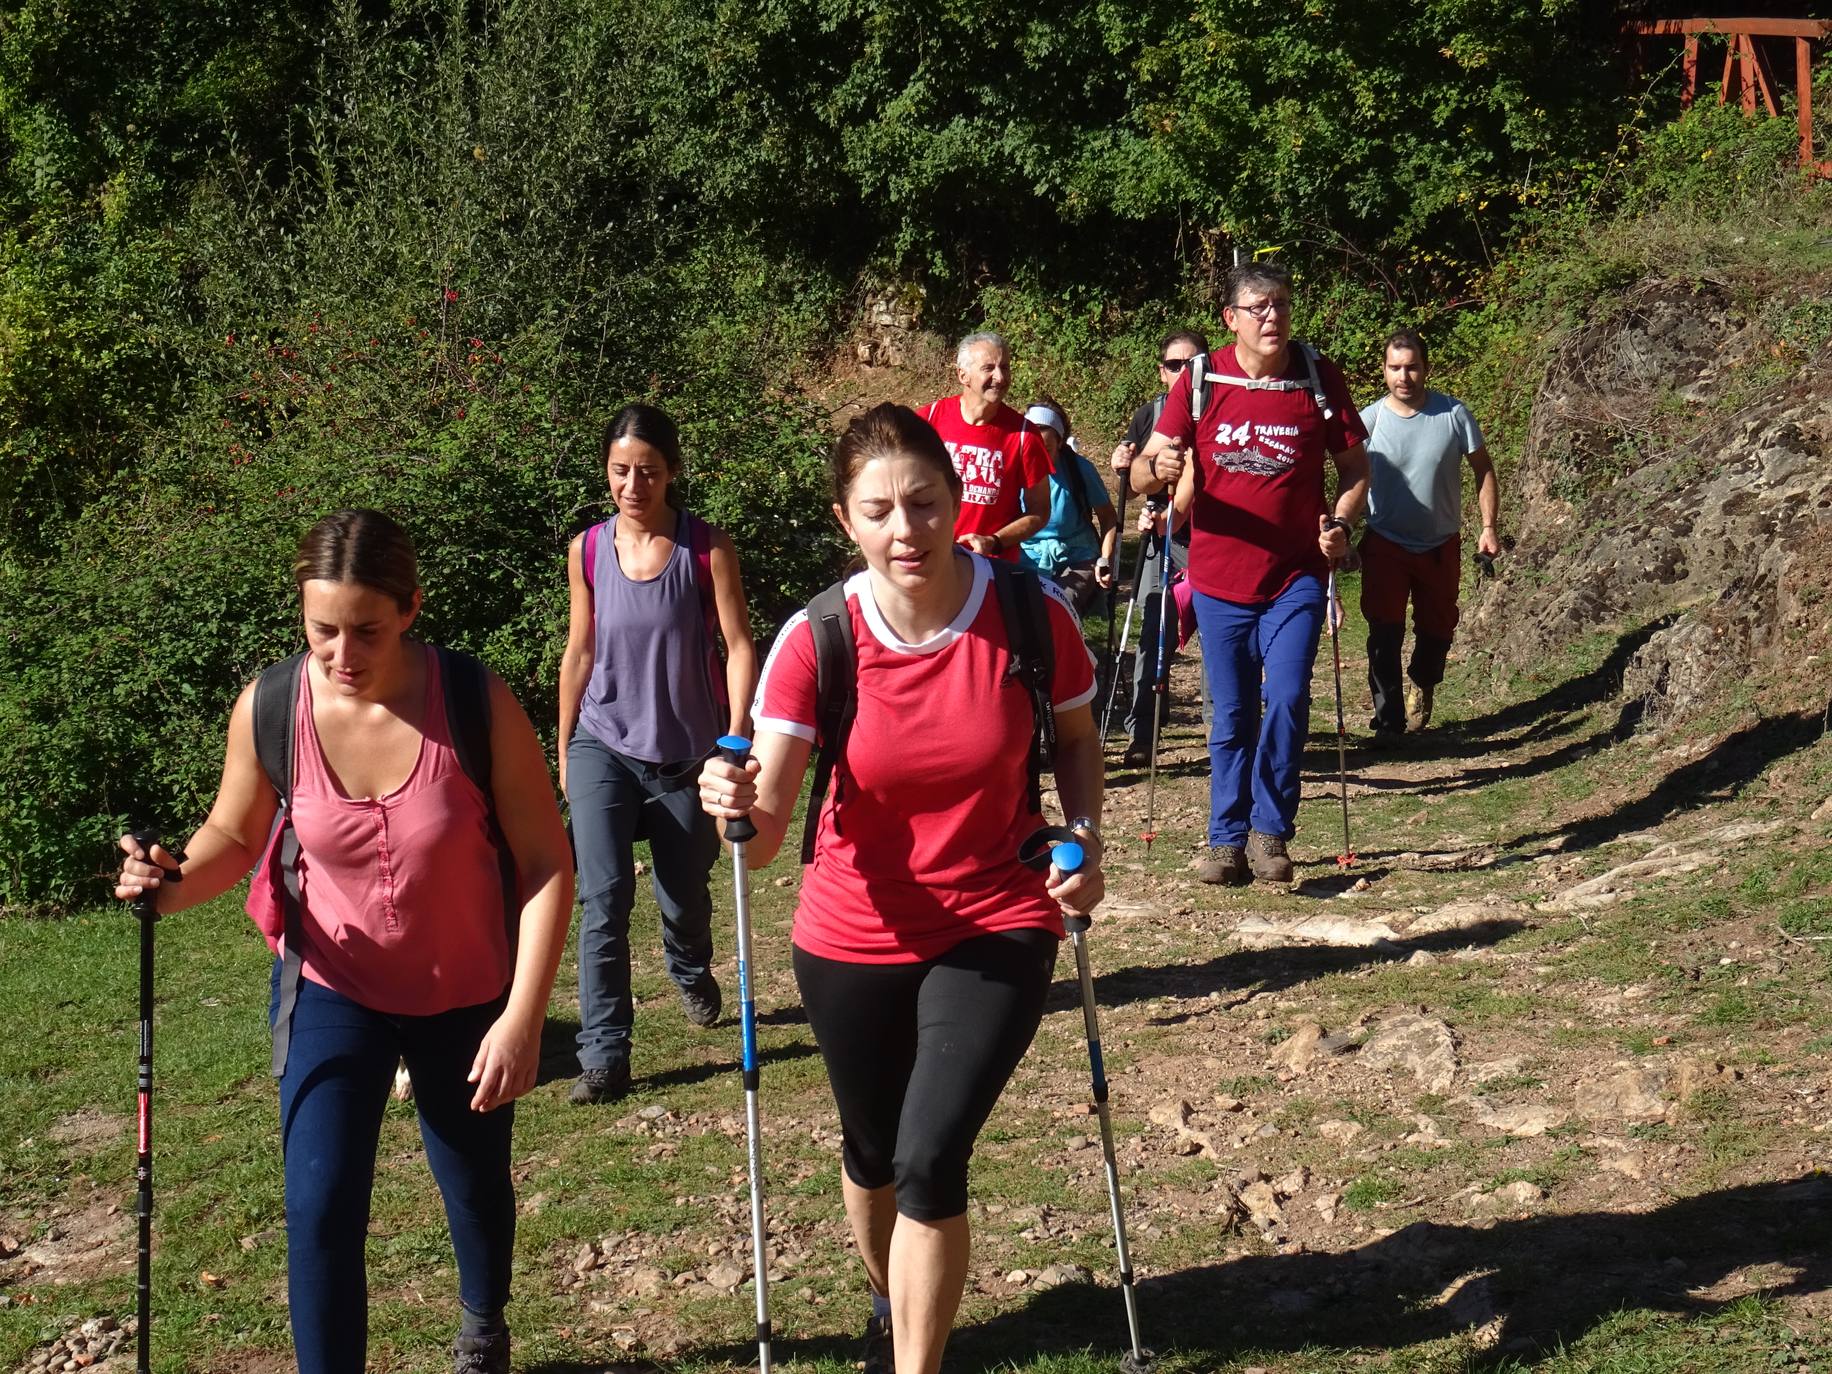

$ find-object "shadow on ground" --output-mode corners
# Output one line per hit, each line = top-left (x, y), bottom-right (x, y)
(1058, 917), (1525, 1017)
(535, 1014), (818, 1091)
(947, 1173), (1832, 1371)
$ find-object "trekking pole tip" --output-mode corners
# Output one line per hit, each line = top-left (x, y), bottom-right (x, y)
(1118, 1347), (1157, 1374)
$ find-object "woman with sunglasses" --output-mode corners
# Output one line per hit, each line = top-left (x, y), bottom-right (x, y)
(558, 403), (758, 1103)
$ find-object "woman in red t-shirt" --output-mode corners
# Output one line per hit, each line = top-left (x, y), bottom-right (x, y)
(697, 403), (1105, 1374)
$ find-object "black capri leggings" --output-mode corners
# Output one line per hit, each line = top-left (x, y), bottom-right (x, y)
(793, 927), (1058, 1222)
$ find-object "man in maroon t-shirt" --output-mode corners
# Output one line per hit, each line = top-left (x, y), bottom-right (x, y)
(1131, 263), (1368, 886)
(919, 332), (1052, 562)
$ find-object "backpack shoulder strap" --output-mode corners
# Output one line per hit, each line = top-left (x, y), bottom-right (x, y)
(1296, 341), (1335, 420)
(582, 518), (609, 593)
(436, 644), (522, 953)
(990, 561), (1057, 814)
(252, 651), (307, 803)
(1188, 352), (1210, 432)
(436, 646), (495, 801)
(684, 512), (729, 707)
(800, 581), (858, 865)
(1149, 393), (1166, 429)
(252, 650), (305, 1080)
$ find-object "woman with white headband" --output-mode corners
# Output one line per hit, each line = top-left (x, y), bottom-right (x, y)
(1018, 395), (1119, 613)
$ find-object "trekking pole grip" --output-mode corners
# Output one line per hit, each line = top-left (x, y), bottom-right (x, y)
(715, 736), (758, 844)
(128, 828), (181, 922)
(1053, 841), (1091, 934)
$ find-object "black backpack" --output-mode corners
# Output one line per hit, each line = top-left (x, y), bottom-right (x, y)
(251, 645), (516, 1076)
(798, 560), (1058, 864)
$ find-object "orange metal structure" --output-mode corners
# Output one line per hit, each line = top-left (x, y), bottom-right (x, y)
(1624, 16), (1832, 177)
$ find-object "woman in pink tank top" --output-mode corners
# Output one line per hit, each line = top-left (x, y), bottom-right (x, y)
(113, 510), (573, 1374)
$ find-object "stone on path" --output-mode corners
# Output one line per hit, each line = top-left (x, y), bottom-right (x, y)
(1470, 1099), (1569, 1138)
(1542, 851), (1718, 911)
(1361, 1012), (1459, 1093)
(1235, 914), (1402, 949)
(1574, 1064), (1668, 1124)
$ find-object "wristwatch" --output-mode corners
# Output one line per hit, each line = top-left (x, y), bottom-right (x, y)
(1096, 557), (1112, 573)
(1069, 815), (1099, 839)
(1322, 516), (1352, 535)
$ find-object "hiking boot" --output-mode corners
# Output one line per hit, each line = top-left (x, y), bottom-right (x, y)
(1245, 831), (1294, 884)
(1405, 682), (1434, 733)
(452, 1329), (510, 1374)
(860, 1312), (894, 1374)
(569, 1060), (631, 1106)
(1366, 724), (1406, 751)
(679, 975), (723, 1028)
(1195, 844), (1249, 886)
(1121, 743), (1150, 769)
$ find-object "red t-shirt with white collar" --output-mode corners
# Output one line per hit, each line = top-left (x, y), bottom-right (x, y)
(1152, 347), (1366, 604)
(920, 395), (1052, 562)
(754, 553), (1096, 963)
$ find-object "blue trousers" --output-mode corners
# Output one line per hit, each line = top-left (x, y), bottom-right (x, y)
(1192, 574), (1326, 846)
(271, 964), (515, 1374)
(566, 730), (718, 1072)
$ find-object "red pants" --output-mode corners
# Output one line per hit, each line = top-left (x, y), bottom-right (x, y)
(1359, 529), (1461, 640)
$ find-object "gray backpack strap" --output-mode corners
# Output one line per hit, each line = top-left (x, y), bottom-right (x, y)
(800, 583), (857, 865)
(438, 647), (519, 946)
(1188, 353), (1210, 434)
(1297, 342), (1334, 420)
(990, 562), (1057, 815)
(252, 652), (307, 1078)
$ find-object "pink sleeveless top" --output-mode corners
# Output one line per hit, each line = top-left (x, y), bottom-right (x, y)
(286, 647), (512, 1015)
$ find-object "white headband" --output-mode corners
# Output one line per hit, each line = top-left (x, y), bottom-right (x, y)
(1023, 405), (1066, 437)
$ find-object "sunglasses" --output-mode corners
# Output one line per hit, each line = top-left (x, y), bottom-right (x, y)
(1158, 357), (1194, 372)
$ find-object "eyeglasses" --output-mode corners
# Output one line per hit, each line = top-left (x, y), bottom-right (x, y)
(1229, 298), (1291, 321)
(1158, 356), (1194, 372)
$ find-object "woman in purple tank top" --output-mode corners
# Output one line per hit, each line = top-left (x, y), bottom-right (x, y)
(557, 403), (757, 1104)
(113, 510), (575, 1374)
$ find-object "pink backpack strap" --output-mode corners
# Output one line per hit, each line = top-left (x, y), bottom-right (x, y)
(686, 513), (729, 707)
(581, 519), (610, 592)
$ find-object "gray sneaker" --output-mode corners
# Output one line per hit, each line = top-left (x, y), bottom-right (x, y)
(679, 975), (723, 1027)
(1245, 831), (1293, 884)
(569, 1060), (630, 1106)
(453, 1329), (509, 1374)
(1195, 844), (1249, 886)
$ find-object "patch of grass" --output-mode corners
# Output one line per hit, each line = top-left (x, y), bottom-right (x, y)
(1216, 1074), (1275, 1099)
(1341, 1174), (1404, 1211)
(1697, 989), (1759, 1027)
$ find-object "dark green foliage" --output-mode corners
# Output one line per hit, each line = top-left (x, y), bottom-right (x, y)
(0, 0), (1815, 908)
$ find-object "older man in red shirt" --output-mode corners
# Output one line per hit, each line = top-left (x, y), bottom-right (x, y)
(919, 331), (1052, 561)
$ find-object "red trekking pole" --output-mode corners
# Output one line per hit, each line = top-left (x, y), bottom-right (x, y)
(128, 829), (181, 1374)
(1324, 572), (1356, 869)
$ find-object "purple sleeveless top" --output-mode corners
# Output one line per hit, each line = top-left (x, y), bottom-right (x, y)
(578, 511), (722, 764)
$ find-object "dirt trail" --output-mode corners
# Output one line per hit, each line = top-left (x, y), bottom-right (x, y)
(993, 638), (1832, 1366)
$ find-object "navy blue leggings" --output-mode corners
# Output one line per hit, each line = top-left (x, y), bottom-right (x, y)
(271, 964), (515, 1374)
(793, 928), (1057, 1221)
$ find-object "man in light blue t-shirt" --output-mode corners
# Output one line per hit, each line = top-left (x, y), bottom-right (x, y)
(1359, 328), (1500, 742)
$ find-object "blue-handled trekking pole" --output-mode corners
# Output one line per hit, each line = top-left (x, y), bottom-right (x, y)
(128, 828), (181, 1374)
(1026, 831), (1153, 1373)
(717, 736), (772, 1374)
